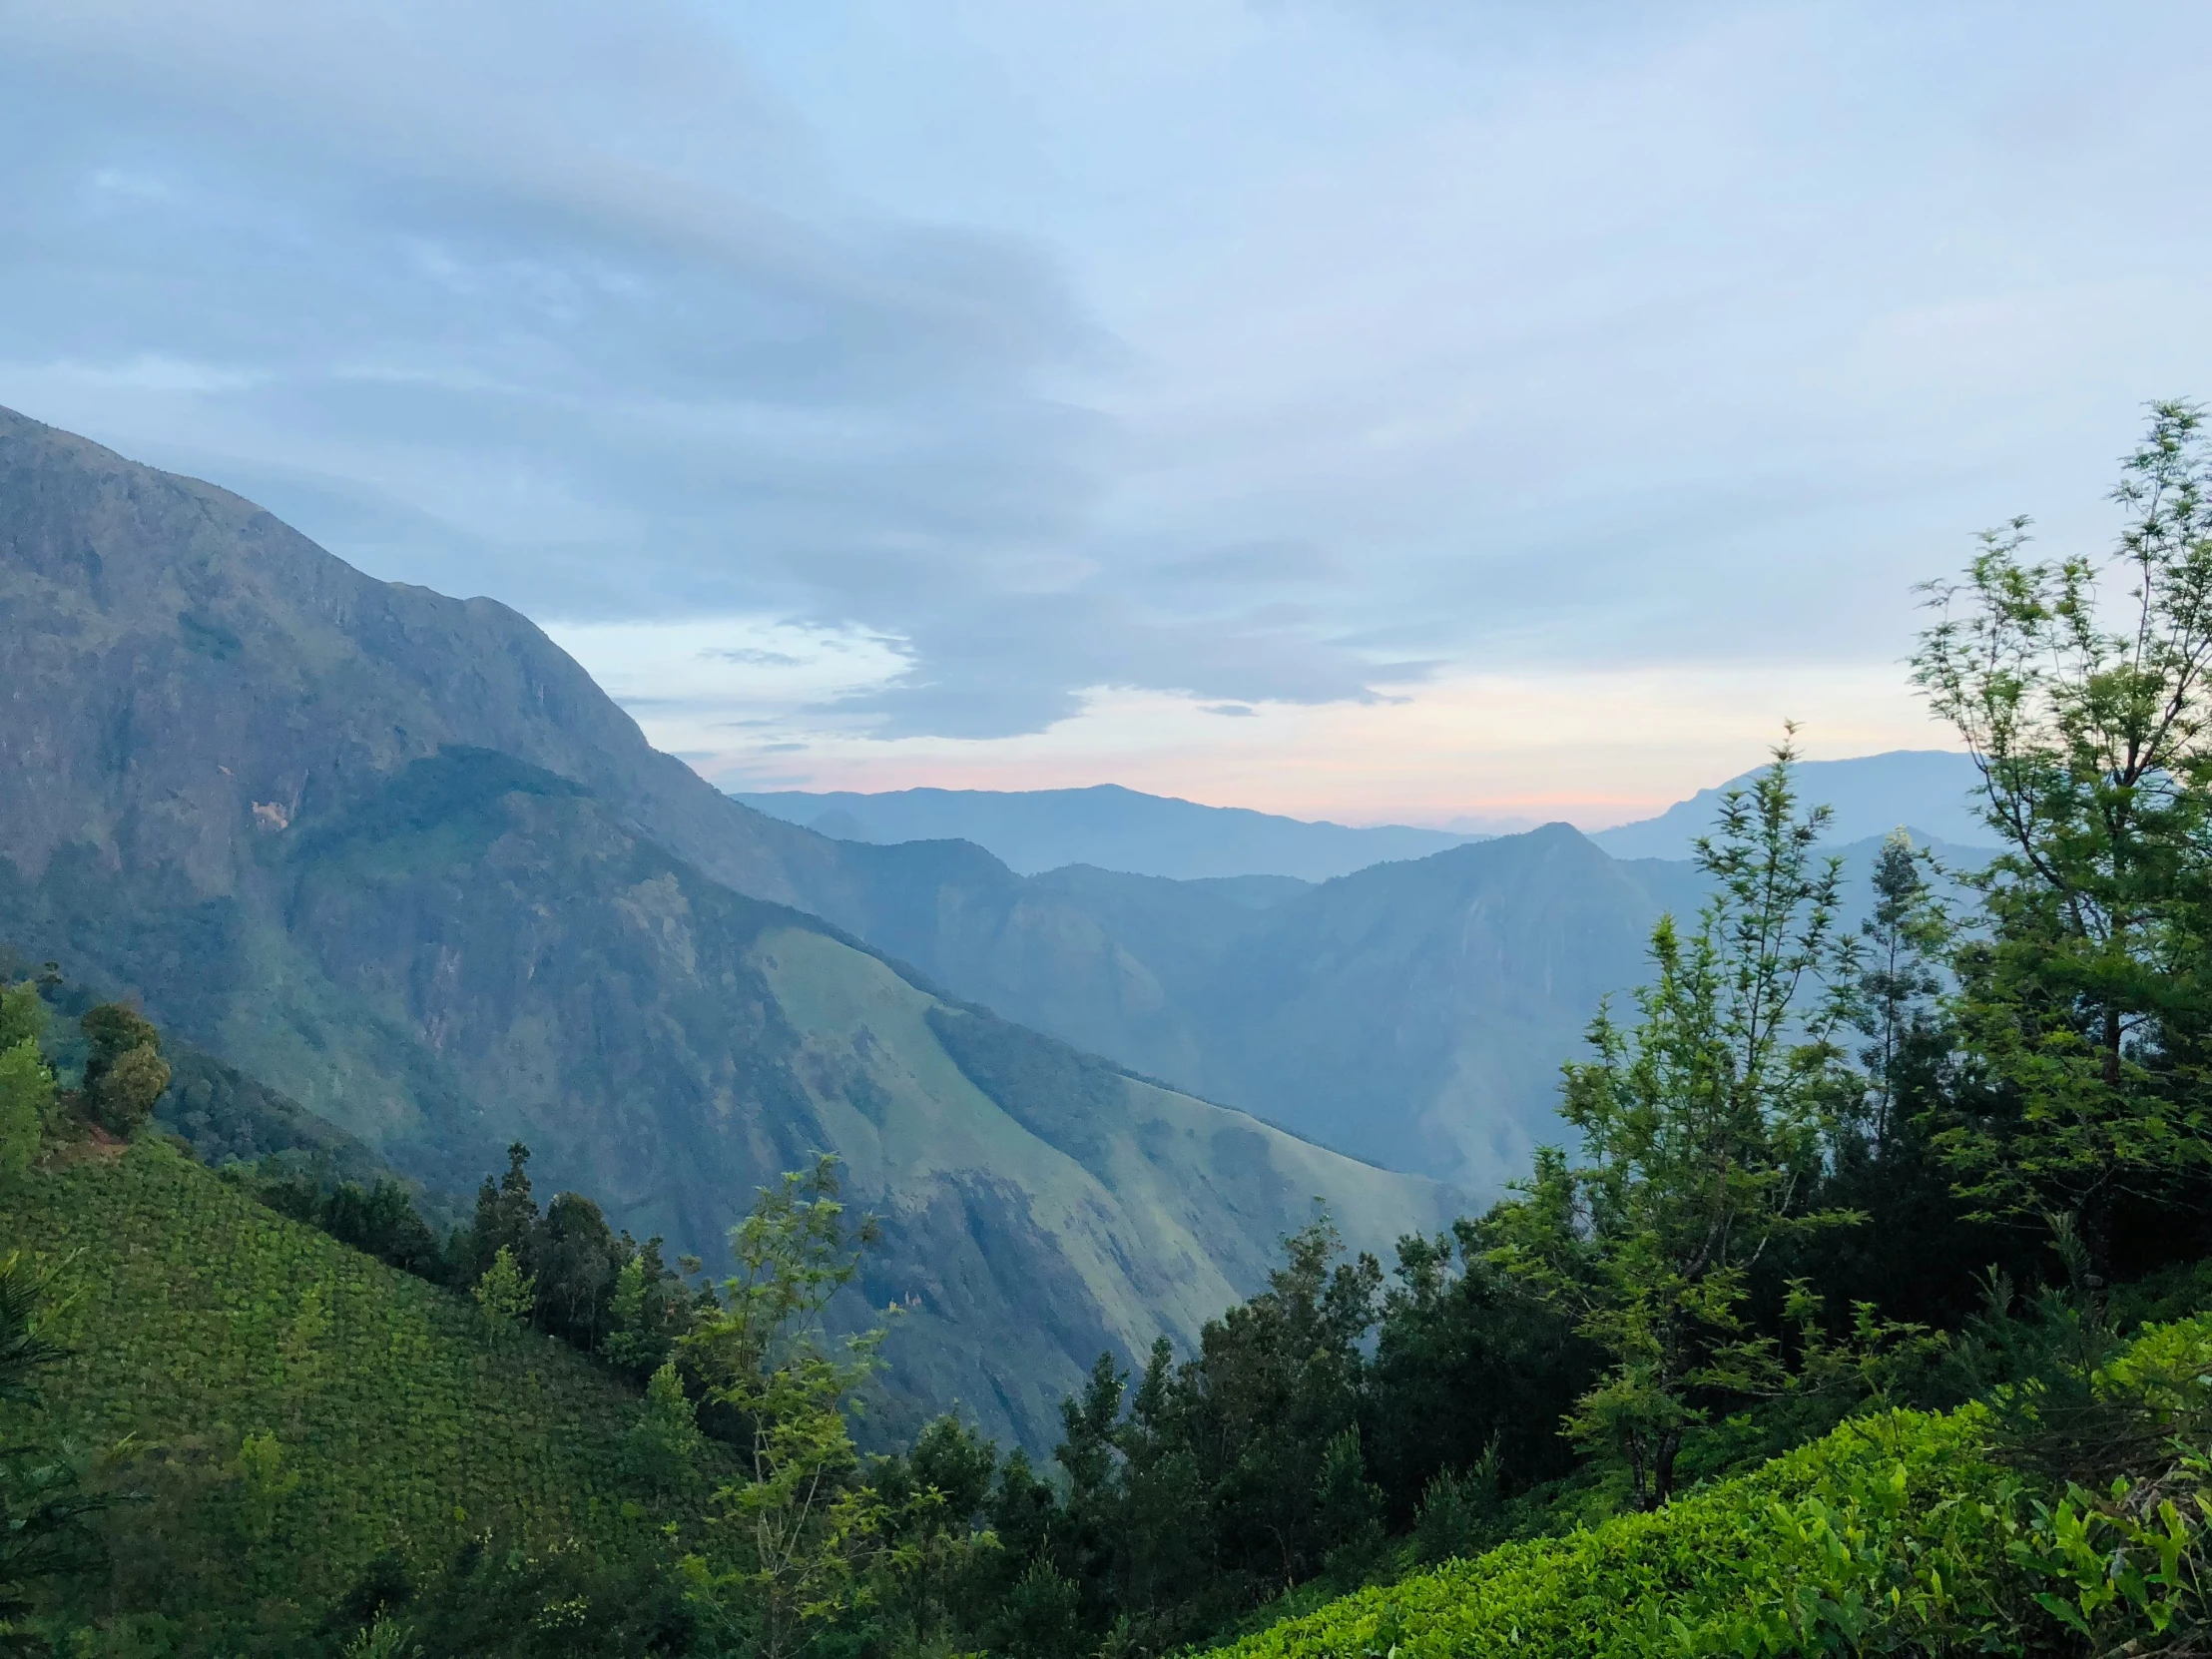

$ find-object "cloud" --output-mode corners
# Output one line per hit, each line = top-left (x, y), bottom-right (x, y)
(1203, 704), (1258, 717)
(4, 0), (2211, 765)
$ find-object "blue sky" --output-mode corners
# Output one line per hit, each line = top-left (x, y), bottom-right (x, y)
(5, 1), (2209, 824)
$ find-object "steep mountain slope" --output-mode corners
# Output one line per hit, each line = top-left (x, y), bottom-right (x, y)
(732, 784), (1480, 880)
(786, 829), (1700, 1186)
(783, 826), (1988, 1194)
(0, 407), (1453, 1451)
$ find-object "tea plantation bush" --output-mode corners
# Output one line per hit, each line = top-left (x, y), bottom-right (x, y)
(0, 1140), (728, 1603)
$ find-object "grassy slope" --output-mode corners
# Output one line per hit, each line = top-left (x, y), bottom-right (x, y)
(1212, 1404), (2006, 1658)
(760, 924), (1457, 1446)
(2, 1141), (721, 1597)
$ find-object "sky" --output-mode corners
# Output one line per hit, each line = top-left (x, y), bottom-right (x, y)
(5, 1), (2210, 828)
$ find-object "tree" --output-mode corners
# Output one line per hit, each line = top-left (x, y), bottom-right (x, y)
(1364, 1220), (1594, 1522)
(628, 1361), (706, 1501)
(471, 1246), (536, 1348)
(462, 1143), (541, 1286)
(535, 1191), (622, 1349)
(1851, 832), (1952, 1153)
(871, 1415), (1000, 1657)
(1172, 1214), (1381, 1599)
(1798, 834), (1997, 1332)
(1914, 400), (2212, 1267)
(1486, 738), (1861, 1508)
(78, 1001), (168, 1137)
(679, 1155), (886, 1659)
(0, 1039), (52, 1183)
(0, 984), (55, 1183)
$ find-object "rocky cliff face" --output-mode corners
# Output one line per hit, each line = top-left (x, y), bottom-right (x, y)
(0, 407), (1453, 1450)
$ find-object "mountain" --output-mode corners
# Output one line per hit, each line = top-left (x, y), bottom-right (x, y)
(0, 406), (1455, 1451)
(766, 828), (1691, 1189)
(765, 823), (1992, 1197)
(730, 785), (1483, 881)
(1591, 749), (1990, 859)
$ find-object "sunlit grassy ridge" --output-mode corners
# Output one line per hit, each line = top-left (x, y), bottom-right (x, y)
(2, 1141), (723, 1594)
(1211, 1401), (2011, 1658)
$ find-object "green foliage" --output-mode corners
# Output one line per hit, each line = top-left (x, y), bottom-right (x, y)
(679, 1155), (887, 1659)
(1213, 1402), (2015, 1659)
(628, 1362), (705, 1502)
(0, 1041), (51, 1184)
(0, 984), (46, 1058)
(0, 1251), (111, 1644)
(1915, 400), (2212, 1260)
(870, 1414), (1003, 1656)
(232, 1429), (302, 1546)
(473, 1247), (537, 1348)
(1410, 1445), (1503, 1567)
(78, 1002), (169, 1138)
(1486, 739), (1863, 1507)
(0, 982), (56, 1185)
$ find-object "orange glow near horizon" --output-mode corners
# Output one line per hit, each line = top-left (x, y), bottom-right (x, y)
(544, 616), (1961, 830)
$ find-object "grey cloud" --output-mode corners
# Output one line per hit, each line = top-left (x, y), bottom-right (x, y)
(0, 1), (1423, 739)
(1202, 704), (1257, 717)
(11, 0), (2200, 751)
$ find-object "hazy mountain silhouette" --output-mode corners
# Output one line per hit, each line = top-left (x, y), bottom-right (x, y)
(1592, 750), (1991, 859)
(732, 785), (1485, 880)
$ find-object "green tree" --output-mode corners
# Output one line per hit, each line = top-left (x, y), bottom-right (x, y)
(471, 1245), (536, 1347)
(1914, 400), (2212, 1267)
(679, 1155), (885, 1659)
(628, 1360), (706, 1501)
(0, 1038), (52, 1183)
(871, 1414), (1001, 1657)
(0, 983), (46, 1052)
(232, 1429), (301, 1545)
(1851, 832), (1952, 1153)
(1486, 739), (1862, 1508)
(78, 1001), (169, 1138)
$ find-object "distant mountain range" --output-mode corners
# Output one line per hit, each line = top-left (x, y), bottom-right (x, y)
(731, 785), (1486, 881)
(1589, 749), (1990, 860)
(737, 751), (1992, 884)
(0, 407), (1453, 1452)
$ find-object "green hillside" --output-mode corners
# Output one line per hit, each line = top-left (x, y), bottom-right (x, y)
(1212, 1402), (2003, 1658)
(1216, 1306), (2212, 1659)
(1, 1139), (725, 1644)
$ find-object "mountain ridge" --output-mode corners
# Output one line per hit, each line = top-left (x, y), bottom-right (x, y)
(731, 783), (1485, 881)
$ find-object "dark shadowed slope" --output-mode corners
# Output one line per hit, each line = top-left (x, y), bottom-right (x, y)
(0, 406), (1454, 1451)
